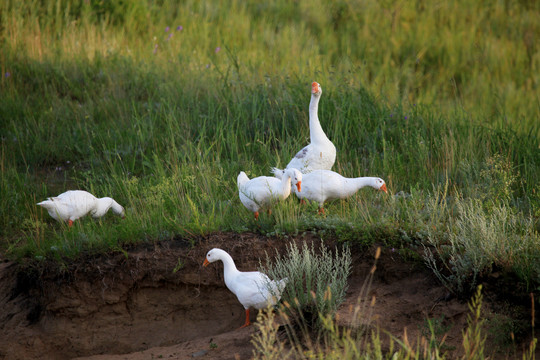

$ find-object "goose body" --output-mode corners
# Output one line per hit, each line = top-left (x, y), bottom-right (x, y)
(273, 82), (336, 178)
(238, 168), (302, 220)
(203, 248), (288, 328)
(37, 190), (125, 226)
(292, 170), (387, 214)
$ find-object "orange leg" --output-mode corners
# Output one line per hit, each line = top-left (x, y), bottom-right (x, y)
(254, 212), (259, 220)
(300, 199), (306, 205)
(68, 219), (74, 227)
(239, 309), (251, 328)
(318, 207), (325, 215)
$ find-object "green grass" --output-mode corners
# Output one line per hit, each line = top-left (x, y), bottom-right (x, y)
(260, 241), (352, 333)
(0, 0), (539, 296)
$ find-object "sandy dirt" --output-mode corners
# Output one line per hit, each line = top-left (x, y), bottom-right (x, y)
(0, 233), (537, 359)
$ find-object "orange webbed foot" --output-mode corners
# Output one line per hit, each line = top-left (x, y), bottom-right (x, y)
(238, 309), (251, 329)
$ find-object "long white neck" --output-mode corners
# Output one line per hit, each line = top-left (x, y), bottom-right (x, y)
(93, 197), (114, 217)
(279, 175), (293, 200)
(309, 94), (329, 144)
(342, 177), (379, 197)
(110, 199), (124, 216)
(216, 250), (239, 276)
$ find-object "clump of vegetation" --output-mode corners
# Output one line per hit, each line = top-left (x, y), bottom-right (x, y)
(420, 315), (454, 352)
(424, 156), (540, 294)
(457, 154), (520, 213)
(260, 241), (351, 332)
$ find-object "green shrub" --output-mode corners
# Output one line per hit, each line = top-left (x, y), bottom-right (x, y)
(425, 197), (540, 294)
(457, 154), (519, 213)
(260, 241), (352, 331)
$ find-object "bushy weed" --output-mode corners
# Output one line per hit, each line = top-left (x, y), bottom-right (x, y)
(425, 197), (540, 294)
(260, 241), (352, 331)
(457, 154), (519, 213)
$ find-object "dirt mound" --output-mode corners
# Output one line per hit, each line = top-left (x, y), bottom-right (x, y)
(0, 233), (536, 359)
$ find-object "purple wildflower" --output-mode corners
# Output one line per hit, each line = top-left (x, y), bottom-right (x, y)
(176, 25), (183, 31)
(167, 33), (173, 41)
(205, 64), (210, 69)
(165, 26), (170, 32)
(153, 44), (158, 54)
(390, 114), (393, 117)
(215, 47), (221, 53)
(404, 116), (408, 119)
(4, 72), (10, 78)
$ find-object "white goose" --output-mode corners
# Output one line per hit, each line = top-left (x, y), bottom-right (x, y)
(292, 170), (388, 214)
(203, 248), (288, 328)
(37, 190), (125, 226)
(273, 82), (336, 179)
(237, 168), (302, 220)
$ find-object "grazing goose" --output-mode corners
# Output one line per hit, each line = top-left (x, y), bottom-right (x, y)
(237, 168), (302, 220)
(37, 190), (125, 226)
(203, 248), (288, 328)
(292, 170), (388, 214)
(272, 82), (336, 178)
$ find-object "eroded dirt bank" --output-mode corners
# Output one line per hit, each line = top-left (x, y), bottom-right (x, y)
(0, 233), (537, 359)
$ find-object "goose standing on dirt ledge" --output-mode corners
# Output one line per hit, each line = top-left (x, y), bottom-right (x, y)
(292, 170), (388, 214)
(37, 190), (125, 226)
(237, 168), (302, 220)
(203, 248), (288, 328)
(273, 81), (336, 179)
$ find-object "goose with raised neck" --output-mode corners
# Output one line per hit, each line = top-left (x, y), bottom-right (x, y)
(272, 82), (336, 178)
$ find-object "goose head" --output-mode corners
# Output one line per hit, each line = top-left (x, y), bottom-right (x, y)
(203, 248), (225, 266)
(311, 82), (322, 97)
(374, 178), (388, 193)
(285, 168), (302, 192)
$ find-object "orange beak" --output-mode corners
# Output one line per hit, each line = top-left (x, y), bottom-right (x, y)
(203, 258), (210, 267)
(296, 181), (302, 192)
(311, 82), (319, 94)
(380, 184), (388, 194)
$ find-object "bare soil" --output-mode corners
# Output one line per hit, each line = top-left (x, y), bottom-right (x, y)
(0, 233), (536, 359)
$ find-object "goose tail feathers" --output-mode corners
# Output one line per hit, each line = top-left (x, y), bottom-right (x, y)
(36, 199), (54, 208)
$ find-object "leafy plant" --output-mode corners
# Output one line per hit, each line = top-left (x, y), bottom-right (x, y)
(462, 285), (487, 360)
(458, 154), (519, 213)
(260, 241), (352, 331)
(420, 315), (455, 352)
(425, 196), (540, 294)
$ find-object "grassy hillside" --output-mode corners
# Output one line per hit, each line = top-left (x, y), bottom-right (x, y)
(0, 0), (539, 295)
